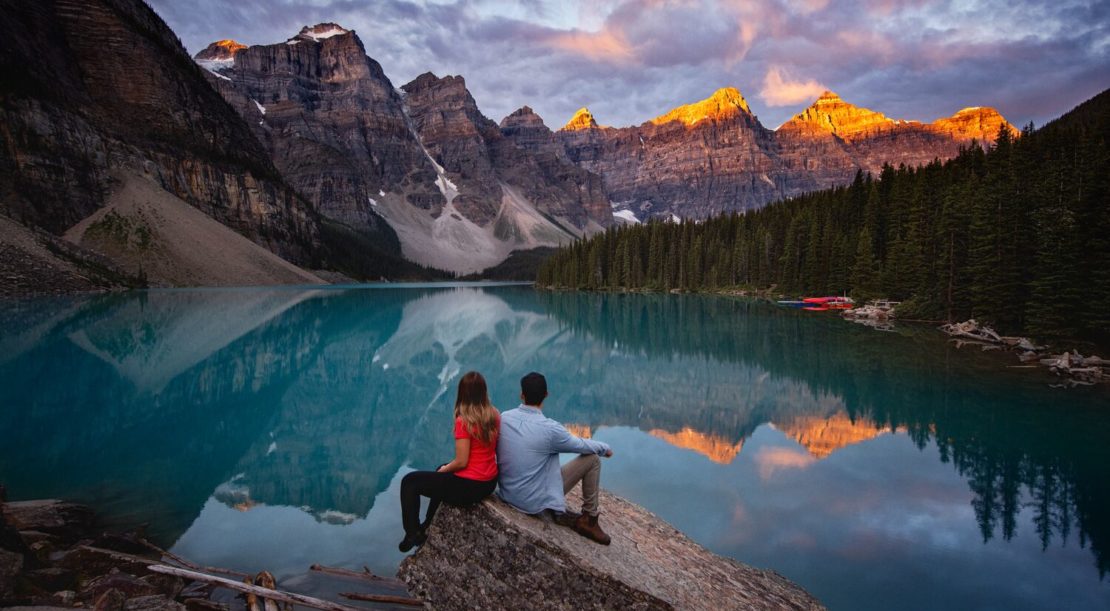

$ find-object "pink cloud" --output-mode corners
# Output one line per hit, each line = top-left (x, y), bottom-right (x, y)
(755, 445), (816, 480)
(759, 66), (827, 106)
(783, 0), (830, 14)
(546, 28), (635, 63)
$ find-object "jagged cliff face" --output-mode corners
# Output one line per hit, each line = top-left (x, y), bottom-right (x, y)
(0, 0), (319, 263)
(0, 3), (1016, 278)
(546, 88), (1015, 221)
(556, 87), (780, 220)
(197, 24), (439, 237)
(400, 73), (504, 225)
(777, 91), (1017, 185)
(498, 106), (612, 229)
(198, 29), (610, 273)
(401, 73), (611, 231)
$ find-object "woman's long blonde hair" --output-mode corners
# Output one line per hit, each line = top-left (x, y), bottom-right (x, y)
(454, 371), (499, 444)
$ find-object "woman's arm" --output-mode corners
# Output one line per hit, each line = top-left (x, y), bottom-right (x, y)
(437, 437), (471, 473)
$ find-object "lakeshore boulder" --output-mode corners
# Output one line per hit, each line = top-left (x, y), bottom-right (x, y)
(2, 500), (94, 545)
(399, 489), (825, 610)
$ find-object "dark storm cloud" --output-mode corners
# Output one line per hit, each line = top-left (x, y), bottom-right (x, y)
(148, 0), (1110, 130)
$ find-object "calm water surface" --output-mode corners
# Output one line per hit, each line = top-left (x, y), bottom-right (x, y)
(1, 284), (1108, 610)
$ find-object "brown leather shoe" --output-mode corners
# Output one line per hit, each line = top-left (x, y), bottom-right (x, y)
(573, 513), (611, 545)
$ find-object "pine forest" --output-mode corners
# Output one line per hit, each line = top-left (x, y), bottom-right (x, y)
(537, 90), (1110, 340)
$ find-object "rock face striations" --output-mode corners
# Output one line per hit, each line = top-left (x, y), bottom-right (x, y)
(776, 91), (1017, 192)
(198, 24), (440, 240)
(553, 87), (781, 220)
(400, 490), (826, 610)
(0, 4), (1017, 283)
(0, 0), (320, 264)
(498, 106), (611, 230)
(198, 29), (611, 273)
(539, 88), (1016, 221)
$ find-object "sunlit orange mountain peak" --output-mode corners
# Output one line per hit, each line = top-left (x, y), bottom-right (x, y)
(214, 39), (246, 53)
(775, 413), (896, 459)
(931, 106), (1019, 141)
(650, 87), (753, 127)
(780, 92), (896, 141)
(779, 91), (1017, 145)
(562, 107), (600, 131)
(195, 39), (247, 61)
(649, 427), (744, 464)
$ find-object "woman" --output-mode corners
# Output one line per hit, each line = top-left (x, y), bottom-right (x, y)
(398, 371), (500, 552)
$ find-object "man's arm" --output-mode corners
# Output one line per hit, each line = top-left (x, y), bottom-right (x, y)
(549, 423), (611, 456)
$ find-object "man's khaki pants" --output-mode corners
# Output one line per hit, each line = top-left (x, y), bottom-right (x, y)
(561, 453), (602, 516)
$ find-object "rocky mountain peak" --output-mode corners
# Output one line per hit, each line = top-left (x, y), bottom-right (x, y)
(194, 39), (246, 61)
(650, 86), (752, 127)
(562, 107), (599, 131)
(292, 23), (350, 43)
(500, 106), (548, 130)
(401, 72), (469, 98)
(931, 106), (1018, 141)
(782, 93), (894, 140)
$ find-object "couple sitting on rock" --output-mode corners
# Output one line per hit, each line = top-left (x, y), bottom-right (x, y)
(398, 371), (613, 552)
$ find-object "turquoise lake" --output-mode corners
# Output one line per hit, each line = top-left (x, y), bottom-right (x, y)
(1, 283), (1109, 610)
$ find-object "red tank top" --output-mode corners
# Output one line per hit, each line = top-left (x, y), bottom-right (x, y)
(454, 414), (499, 481)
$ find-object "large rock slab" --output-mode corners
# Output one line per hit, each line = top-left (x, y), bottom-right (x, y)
(2, 501), (94, 544)
(399, 490), (824, 610)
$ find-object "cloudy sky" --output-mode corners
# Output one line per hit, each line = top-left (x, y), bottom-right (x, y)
(149, 0), (1110, 130)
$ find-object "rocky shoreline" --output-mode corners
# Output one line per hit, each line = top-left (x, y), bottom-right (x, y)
(0, 488), (418, 611)
(3, 485), (826, 611)
(0, 492), (193, 611)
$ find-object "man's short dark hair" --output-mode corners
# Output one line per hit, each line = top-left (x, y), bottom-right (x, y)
(521, 372), (547, 406)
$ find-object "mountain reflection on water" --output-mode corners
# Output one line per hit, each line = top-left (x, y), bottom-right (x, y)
(1, 284), (1107, 611)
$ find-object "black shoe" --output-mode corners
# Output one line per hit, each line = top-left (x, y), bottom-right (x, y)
(398, 530), (427, 553)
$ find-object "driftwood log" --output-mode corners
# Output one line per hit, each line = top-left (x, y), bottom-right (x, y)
(310, 564), (405, 587)
(339, 592), (424, 607)
(941, 319), (1108, 385)
(139, 538), (251, 579)
(149, 565), (362, 611)
(148, 565), (422, 610)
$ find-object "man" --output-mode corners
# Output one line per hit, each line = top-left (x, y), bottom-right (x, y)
(497, 372), (613, 544)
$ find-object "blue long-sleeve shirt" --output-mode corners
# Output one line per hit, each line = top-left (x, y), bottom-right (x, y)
(496, 404), (611, 514)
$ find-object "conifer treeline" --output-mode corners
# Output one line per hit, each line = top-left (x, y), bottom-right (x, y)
(537, 90), (1110, 339)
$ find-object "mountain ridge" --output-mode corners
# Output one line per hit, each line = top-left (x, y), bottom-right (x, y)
(191, 21), (1017, 257)
(193, 24), (612, 274)
(538, 85), (1017, 220)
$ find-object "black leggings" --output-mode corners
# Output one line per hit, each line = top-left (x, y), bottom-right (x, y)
(400, 470), (496, 535)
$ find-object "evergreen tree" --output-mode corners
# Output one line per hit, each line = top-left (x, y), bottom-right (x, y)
(535, 89), (1110, 340)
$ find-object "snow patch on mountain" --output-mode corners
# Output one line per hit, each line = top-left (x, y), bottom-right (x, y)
(196, 58), (232, 80)
(613, 209), (640, 224)
(297, 24), (349, 42)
